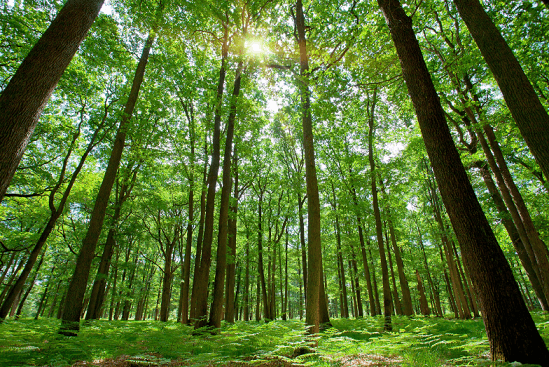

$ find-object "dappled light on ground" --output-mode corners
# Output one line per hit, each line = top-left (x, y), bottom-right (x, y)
(1, 314), (548, 366)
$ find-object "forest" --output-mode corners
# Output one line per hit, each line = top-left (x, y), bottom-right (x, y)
(1, 0), (549, 365)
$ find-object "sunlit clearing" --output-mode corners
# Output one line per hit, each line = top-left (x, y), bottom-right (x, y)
(246, 41), (264, 55)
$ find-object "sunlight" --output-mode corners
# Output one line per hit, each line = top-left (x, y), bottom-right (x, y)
(246, 40), (264, 55)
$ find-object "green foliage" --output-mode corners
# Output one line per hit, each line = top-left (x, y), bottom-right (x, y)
(2, 315), (548, 366)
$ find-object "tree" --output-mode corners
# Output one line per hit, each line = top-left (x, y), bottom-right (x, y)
(59, 33), (155, 335)
(376, 0), (549, 362)
(452, 0), (549, 181)
(0, 0), (105, 201)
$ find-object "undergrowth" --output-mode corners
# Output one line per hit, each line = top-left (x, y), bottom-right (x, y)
(1, 313), (548, 367)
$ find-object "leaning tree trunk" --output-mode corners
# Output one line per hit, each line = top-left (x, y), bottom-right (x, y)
(59, 34), (154, 336)
(0, 0), (104, 201)
(377, 0), (549, 363)
(193, 26), (229, 330)
(209, 56), (244, 330)
(452, 0), (549, 181)
(87, 164), (139, 321)
(0, 107), (109, 321)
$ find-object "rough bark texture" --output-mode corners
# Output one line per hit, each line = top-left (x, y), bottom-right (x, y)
(193, 27), (228, 330)
(0, 123), (86, 321)
(59, 34), (154, 335)
(296, 0), (324, 333)
(209, 58), (243, 329)
(453, 0), (549, 180)
(377, 0), (549, 362)
(0, 0), (104, 201)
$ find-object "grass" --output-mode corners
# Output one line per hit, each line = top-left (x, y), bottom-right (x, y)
(1, 313), (548, 366)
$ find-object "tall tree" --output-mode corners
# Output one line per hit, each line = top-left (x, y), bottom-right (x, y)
(0, 0), (104, 201)
(59, 33), (155, 335)
(376, 0), (549, 363)
(452, 0), (549, 180)
(295, 0), (326, 333)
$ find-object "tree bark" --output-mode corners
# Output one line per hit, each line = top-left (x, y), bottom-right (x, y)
(377, 0), (549, 362)
(59, 34), (154, 335)
(0, 0), (104, 201)
(193, 25), (228, 331)
(209, 55), (244, 329)
(295, 0), (324, 333)
(453, 0), (549, 181)
(367, 88), (392, 331)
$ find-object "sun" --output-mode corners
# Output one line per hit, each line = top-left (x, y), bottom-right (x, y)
(246, 40), (264, 55)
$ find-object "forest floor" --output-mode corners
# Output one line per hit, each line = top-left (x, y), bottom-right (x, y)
(1, 313), (548, 367)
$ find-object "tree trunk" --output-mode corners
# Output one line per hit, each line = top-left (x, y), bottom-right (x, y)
(295, 0), (324, 334)
(1, 113), (105, 321)
(209, 55), (244, 330)
(377, 0), (549, 362)
(0, 0), (104, 201)
(244, 239), (250, 321)
(193, 25), (228, 331)
(224, 152), (239, 324)
(367, 89), (392, 330)
(349, 243), (363, 317)
(331, 185), (349, 318)
(416, 270), (430, 316)
(59, 34), (154, 336)
(475, 161), (548, 310)
(453, 0), (549, 180)
(386, 234), (402, 315)
(190, 150), (208, 322)
(384, 203), (413, 316)
(297, 192), (307, 298)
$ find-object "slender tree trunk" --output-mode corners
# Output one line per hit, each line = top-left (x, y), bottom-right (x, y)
(87, 164), (139, 321)
(367, 90), (392, 330)
(357, 220), (376, 316)
(475, 161), (548, 310)
(377, 0), (549, 362)
(385, 208), (413, 315)
(0, 0), (104, 201)
(34, 268), (53, 320)
(416, 270), (430, 316)
(193, 26), (228, 330)
(160, 232), (177, 322)
(484, 125), (549, 303)
(453, 0), (549, 180)
(243, 238), (250, 321)
(283, 228), (289, 320)
(348, 260), (357, 318)
(349, 243), (363, 317)
(59, 34), (154, 335)
(417, 228), (442, 316)
(15, 250), (45, 319)
(331, 185), (349, 318)
(1, 114), (105, 321)
(297, 192), (307, 298)
(190, 151), (208, 322)
(386, 235), (402, 315)
(0, 254), (26, 306)
(209, 55), (244, 329)
(224, 152), (240, 324)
